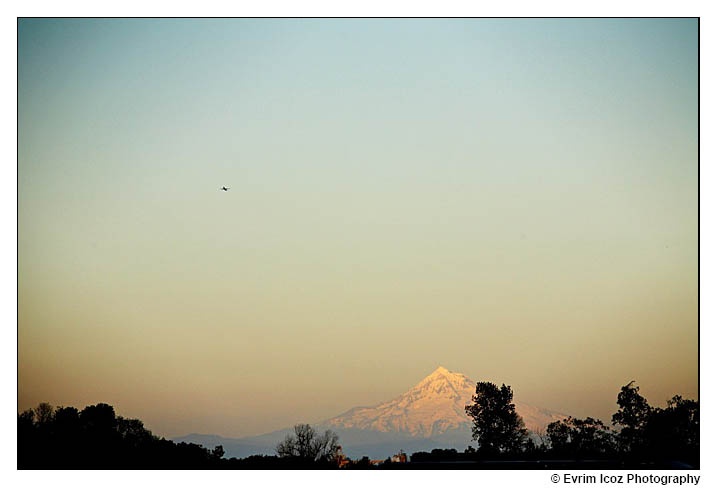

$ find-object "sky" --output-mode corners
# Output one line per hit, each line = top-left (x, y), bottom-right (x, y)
(18, 18), (697, 438)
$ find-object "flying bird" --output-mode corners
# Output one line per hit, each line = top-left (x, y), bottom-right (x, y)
(221, 186), (230, 191)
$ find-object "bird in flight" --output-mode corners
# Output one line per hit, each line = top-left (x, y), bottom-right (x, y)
(221, 186), (230, 191)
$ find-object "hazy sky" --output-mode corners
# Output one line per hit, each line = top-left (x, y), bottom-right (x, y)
(18, 18), (697, 438)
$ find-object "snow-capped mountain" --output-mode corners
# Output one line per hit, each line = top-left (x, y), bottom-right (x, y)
(176, 366), (566, 459)
(322, 366), (565, 438)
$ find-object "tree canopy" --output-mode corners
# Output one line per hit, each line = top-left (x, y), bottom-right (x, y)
(612, 380), (652, 454)
(464, 381), (528, 455)
(546, 416), (615, 457)
(18, 402), (225, 469)
(612, 382), (698, 465)
(276, 424), (339, 463)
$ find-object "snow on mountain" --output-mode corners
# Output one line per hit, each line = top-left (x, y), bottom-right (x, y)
(323, 366), (565, 438)
(177, 366), (567, 459)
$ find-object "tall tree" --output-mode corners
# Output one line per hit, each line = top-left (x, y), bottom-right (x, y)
(612, 381), (652, 454)
(464, 382), (528, 455)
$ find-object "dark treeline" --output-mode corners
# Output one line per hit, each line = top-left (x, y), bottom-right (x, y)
(18, 403), (228, 469)
(551, 381), (698, 467)
(17, 403), (339, 469)
(409, 380), (698, 469)
(18, 380), (698, 469)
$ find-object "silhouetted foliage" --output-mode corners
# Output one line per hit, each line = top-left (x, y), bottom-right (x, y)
(522, 434), (548, 456)
(537, 381), (699, 467)
(411, 448), (462, 462)
(612, 381), (652, 454)
(18, 402), (345, 469)
(546, 417), (616, 458)
(18, 402), (225, 469)
(458, 380), (698, 467)
(34, 402), (54, 426)
(212, 445), (225, 459)
(612, 386), (698, 466)
(644, 395), (698, 462)
(275, 424), (339, 465)
(546, 418), (572, 453)
(18, 379), (699, 470)
(465, 382), (528, 456)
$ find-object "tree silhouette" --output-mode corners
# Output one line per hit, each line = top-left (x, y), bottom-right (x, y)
(610, 382), (698, 467)
(18, 401), (226, 469)
(276, 424), (339, 464)
(464, 382), (528, 455)
(546, 417), (615, 458)
(642, 395), (699, 465)
(55, 407), (80, 429)
(17, 385), (699, 470)
(546, 417), (572, 454)
(612, 381), (652, 454)
(18, 408), (35, 428)
(212, 445), (225, 459)
(80, 403), (117, 432)
(34, 402), (54, 426)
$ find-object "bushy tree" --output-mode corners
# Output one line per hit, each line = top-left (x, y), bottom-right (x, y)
(611, 382), (698, 466)
(54, 407), (80, 429)
(546, 418), (573, 453)
(546, 417), (616, 457)
(212, 445), (225, 459)
(276, 424), (339, 463)
(643, 395), (699, 465)
(80, 403), (117, 432)
(464, 382), (528, 455)
(18, 409), (35, 428)
(34, 402), (54, 426)
(612, 381), (652, 454)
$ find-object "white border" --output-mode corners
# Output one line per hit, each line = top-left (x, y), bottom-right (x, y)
(4, 3), (712, 488)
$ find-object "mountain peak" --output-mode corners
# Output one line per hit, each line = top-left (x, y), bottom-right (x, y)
(416, 366), (473, 391)
(325, 368), (566, 439)
(423, 366), (463, 382)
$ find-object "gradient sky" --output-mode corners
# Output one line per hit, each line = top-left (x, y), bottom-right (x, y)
(18, 18), (697, 438)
